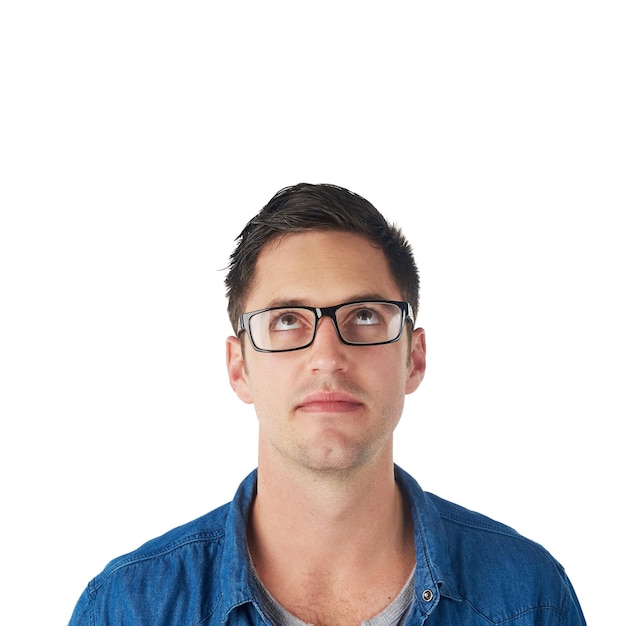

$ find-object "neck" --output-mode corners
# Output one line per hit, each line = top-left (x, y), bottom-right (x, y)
(248, 448), (414, 581)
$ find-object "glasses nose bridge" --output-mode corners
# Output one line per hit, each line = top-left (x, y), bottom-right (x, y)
(313, 304), (344, 341)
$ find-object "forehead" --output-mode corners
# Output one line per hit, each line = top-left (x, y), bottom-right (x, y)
(244, 230), (402, 310)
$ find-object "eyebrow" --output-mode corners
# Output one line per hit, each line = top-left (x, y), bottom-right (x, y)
(262, 294), (392, 310)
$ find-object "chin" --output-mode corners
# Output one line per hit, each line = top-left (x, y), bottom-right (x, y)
(296, 443), (373, 475)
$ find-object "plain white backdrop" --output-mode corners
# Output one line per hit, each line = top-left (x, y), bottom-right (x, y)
(1, 2), (624, 624)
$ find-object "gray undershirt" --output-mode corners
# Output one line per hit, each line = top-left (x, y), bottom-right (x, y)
(250, 556), (416, 626)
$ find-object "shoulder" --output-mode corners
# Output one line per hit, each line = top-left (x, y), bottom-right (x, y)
(70, 504), (232, 625)
(428, 491), (560, 569)
(69, 470), (259, 625)
(426, 492), (583, 623)
(94, 502), (231, 587)
(395, 466), (585, 623)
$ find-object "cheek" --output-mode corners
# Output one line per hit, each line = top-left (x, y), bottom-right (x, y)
(244, 358), (290, 411)
(367, 353), (411, 405)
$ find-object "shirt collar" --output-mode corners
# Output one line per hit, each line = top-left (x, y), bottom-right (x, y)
(219, 469), (262, 622)
(218, 466), (457, 622)
(394, 465), (458, 616)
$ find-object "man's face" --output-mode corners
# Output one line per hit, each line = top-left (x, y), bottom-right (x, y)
(226, 230), (426, 475)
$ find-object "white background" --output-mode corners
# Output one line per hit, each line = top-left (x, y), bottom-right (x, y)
(1, 2), (624, 624)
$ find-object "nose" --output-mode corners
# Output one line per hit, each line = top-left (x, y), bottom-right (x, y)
(306, 316), (349, 372)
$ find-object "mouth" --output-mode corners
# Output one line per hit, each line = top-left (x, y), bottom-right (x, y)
(297, 391), (363, 414)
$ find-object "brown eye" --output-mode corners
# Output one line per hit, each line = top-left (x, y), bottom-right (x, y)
(275, 313), (299, 329)
(268, 310), (309, 332)
(353, 308), (381, 325)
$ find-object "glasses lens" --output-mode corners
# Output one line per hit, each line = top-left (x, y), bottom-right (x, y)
(336, 302), (403, 344)
(249, 308), (317, 352)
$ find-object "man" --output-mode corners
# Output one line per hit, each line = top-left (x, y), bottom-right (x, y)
(69, 183), (586, 625)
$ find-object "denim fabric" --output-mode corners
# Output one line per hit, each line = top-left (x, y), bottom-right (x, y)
(69, 466), (586, 625)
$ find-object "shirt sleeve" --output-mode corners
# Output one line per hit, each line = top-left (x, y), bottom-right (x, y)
(563, 573), (587, 626)
(67, 587), (90, 626)
(563, 572), (587, 626)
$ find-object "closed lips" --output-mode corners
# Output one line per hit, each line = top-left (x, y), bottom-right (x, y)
(297, 392), (362, 412)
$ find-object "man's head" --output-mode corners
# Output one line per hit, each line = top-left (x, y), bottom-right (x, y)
(225, 224), (427, 474)
(225, 183), (420, 332)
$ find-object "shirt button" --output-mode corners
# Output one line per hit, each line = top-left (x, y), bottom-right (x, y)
(422, 589), (434, 602)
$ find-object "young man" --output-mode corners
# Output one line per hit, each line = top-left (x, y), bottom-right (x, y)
(69, 184), (586, 625)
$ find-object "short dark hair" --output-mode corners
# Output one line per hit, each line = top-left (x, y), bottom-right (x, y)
(225, 183), (420, 331)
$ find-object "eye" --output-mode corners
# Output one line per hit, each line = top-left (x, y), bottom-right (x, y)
(269, 310), (308, 332)
(352, 307), (382, 325)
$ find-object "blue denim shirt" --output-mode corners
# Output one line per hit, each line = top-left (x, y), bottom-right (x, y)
(69, 466), (586, 625)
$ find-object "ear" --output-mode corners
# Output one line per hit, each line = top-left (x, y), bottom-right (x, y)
(226, 336), (254, 404)
(405, 327), (427, 395)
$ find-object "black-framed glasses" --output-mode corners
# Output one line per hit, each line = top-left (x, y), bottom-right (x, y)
(237, 300), (414, 353)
